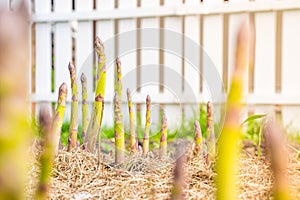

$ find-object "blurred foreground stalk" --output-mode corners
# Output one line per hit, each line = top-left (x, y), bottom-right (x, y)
(216, 19), (254, 200)
(264, 119), (291, 200)
(170, 146), (186, 200)
(0, 3), (31, 199)
(35, 106), (53, 200)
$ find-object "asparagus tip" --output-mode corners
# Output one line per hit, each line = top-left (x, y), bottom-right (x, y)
(114, 92), (120, 102)
(194, 120), (200, 129)
(68, 62), (75, 71)
(116, 57), (121, 65)
(146, 95), (151, 103)
(80, 73), (86, 83)
(207, 101), (213, 115)
(59, 82), (68, 94)
(127, 88), (131, 96)
(95, 36), (105, 55)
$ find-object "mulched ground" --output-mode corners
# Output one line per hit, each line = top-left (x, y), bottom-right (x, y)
(26, 143), (300, 200)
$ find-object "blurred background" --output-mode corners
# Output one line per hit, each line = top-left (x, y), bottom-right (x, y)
(3, 0), (300, 133)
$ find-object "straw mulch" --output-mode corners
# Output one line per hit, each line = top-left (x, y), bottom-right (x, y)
(26, 145), (300, 200)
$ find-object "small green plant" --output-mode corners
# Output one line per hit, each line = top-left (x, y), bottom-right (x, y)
(242, 114), (266, 157)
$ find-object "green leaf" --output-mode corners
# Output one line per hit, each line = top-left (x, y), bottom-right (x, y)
(242, 114), (267, 125)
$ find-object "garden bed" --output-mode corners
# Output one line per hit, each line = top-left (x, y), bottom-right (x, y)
(26, 143), (300, 200)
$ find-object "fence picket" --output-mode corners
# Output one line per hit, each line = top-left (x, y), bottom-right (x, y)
(96, 0), (115, 126)
(202, 14), (223, 102)
(281, 11), (300, 128)
(254, 12), (276, 95)
(139, 0), (160, 130)
(163, 0), (183, 129)
(184, 0), (201, 121)
(35, 0), (52, 97)
(75, 0), (93, 97)
(54, 0), (72, 94)
(54, 0), (72, 121)
(118, 0), (138, 128)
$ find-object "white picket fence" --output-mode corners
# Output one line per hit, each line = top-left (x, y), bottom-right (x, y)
(4, 0), (300, 130)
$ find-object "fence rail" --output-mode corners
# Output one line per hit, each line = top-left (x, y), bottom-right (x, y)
(31, 1), (300, 22)
(4, 0), (300, 130)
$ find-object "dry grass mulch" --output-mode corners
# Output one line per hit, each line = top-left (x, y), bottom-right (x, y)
(26, 146), (300, 200)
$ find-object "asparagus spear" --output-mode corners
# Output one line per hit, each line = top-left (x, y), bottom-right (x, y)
(81, 73), (88, 141)
(68, 62), (78, 150)
(114, 93), (125, 164)
(206, 101), (215, 162)
(53, 83), (68, 152)
(84, 37), (106, 152)
(216, 20), (254, 200)
(143, 95), (151, 154)
(194, 120), (202, 156)
(159, 114), (168, 159)
(127, 88), (137, 153)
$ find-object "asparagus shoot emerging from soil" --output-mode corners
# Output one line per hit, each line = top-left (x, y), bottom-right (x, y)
(127, 88), (137, 153)
(143, 95), (151, 154)
(53, 83), (68, 152)
(206, 101), (215, 162)
(68, 62), (79, 150)
(81, 73), (88, 141)
(159, 114), (168, 159)
(35, 106), (54, 200)
(114, 93), (125, 164)
(216, 19), (254, 200)
(264, 119), (291, 200)
(170, 147), (186, 200)
(84, 37), (106, 152)
(194, 120), (202, 156)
